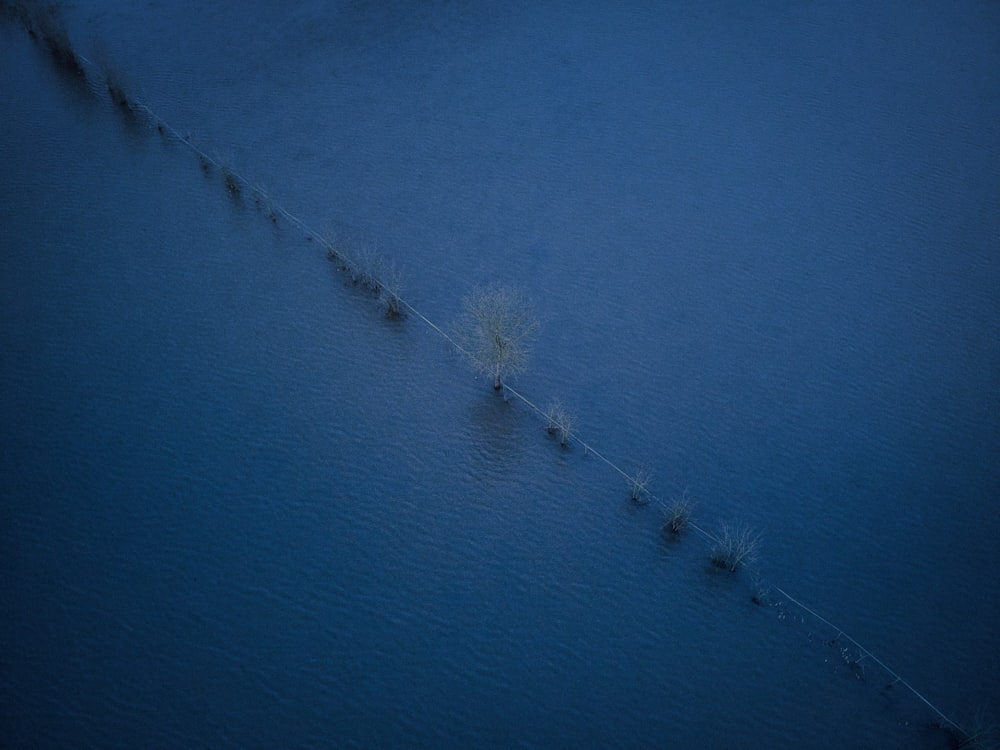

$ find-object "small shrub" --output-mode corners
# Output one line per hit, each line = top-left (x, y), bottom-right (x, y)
(381, 262), (405, 319)
(343, 256), (359, 281)
(220, 166), (241, 199)
(750, 572), (769, 605)
(356, 245), (383, 292)
(252, 182), (279, 224)
(543, 400), (573, 447)
(333, 242), (361, 282)
(662, 491), (694, 535)
(105, 68), (135, 112)
(710, 523), (760, 572)
(321, 237), (402, 317)
(628, 468), (653, 505)
(838, 646), (867, 681)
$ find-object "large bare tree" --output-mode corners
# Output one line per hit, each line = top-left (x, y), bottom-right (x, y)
(455, 284), (538, 390)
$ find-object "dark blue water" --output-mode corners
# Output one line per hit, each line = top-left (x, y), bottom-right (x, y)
(3, 2), (999, 747)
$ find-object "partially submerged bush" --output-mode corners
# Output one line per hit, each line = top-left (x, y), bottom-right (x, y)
(220, 165), (241, 199)
(252, 182), (279, 224)
(326, 241), (346, 267)
(323, 239), (403, 318)
(750, 572), (770, 605)
(628, 468), (653, 505)
(381, 262), (405, 319)
(332, 242), (363, 285)
(355, 245), (383, 292)
(710, 523), (761, 572)
(544, 399), (573, 446)
(105, 67), (135, 113)
(662, 491), (694, 535)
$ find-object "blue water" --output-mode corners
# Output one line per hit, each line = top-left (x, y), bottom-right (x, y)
(2, 2), (999, 747)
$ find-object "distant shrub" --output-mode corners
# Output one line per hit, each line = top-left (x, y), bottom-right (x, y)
(251, 182), (279, 224)
(105, 67), (135, 112)
(627, 468), (653, 505)
(356, 245), (383, 292)
(661, 491), (694, 535)
(710, 523), (761, 572)
(944, 710), (996, 750)
(220, 165), (241, 199)
(332, 242), (363, 284)
(750, 572), (769, 605)
(544, 399), (574, 446)
(323, 239), (403, 318)
(326, 241), (347, 268)
(381, 261), (405, 319)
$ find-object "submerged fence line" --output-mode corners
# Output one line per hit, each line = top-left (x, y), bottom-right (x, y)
(774, 587), (961, 732)
(10, 14), (973, 740)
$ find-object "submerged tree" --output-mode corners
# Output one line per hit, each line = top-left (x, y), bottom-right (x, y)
(662, 490), (695, 536)
(456, 283), (538, 390)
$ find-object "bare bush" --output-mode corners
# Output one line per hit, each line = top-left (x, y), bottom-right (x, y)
(628, 468), (653, 505)
(381, 261), (404, 319)
(710, 523), (761, 572)
(105, 66), (135, 112)
(662, 491), (694, 535)
(544, 399), (574, 446)
(220, 165), (241, 199)
(356, 245), (383, 292)
(252, 181), (279, 224)
(750, 571), (770, 605)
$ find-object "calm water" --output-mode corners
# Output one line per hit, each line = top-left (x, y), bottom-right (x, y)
(2, 2), (999, 747)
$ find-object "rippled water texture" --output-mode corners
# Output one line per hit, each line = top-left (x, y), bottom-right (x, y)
(2, 2), (999, 747)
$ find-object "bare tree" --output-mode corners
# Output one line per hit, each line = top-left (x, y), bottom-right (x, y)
(455, 283), (538, 390)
